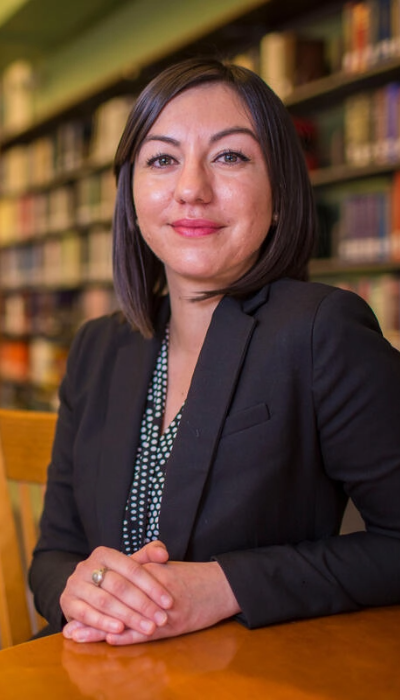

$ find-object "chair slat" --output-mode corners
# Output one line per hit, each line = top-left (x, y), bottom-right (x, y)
(0, 410), (56, 483)
(0, 409), (56, 647)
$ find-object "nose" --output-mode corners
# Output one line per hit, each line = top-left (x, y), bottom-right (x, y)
(174, 158), (213, 204)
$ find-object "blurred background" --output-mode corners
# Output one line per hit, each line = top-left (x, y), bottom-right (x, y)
(1, 0), (400, 410)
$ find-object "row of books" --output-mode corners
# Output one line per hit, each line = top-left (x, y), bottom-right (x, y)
(0, 286), (117, 338)
(257, 32), (328, 101)
(0, 286), (118, 395)
(0, 169), (116, 244)
(0, 96), (133, 194)
(325, 172), (400, 262)
(0, 227), (113, 289)
(322, 273), (400, 348)
(236, 2), (400, 103)
(0, 338), (69, 387)
(342, 0), (400, 74)
(344, 83), (400, 166)
(337, 189), (391, 261)
(0, 61), (35, 134)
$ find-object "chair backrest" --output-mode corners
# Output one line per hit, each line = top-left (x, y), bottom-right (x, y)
(0, 408), (57, 648)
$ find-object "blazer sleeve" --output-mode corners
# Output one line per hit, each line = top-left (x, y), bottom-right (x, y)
(214, 288), (400, 628)
(29, 320), (97, 631)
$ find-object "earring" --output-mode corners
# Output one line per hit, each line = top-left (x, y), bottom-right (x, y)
(272, 212), (279, 225)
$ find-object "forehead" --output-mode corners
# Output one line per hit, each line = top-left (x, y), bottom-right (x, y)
(147, 82), (254, 133)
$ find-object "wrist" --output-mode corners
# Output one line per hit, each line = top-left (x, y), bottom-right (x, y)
(211, 561), (241, 619)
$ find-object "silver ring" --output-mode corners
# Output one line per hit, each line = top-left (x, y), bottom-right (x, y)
(91, 567), (108, 587)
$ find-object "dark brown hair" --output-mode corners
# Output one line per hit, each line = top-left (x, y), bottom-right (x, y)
(113, 57), (316, 337)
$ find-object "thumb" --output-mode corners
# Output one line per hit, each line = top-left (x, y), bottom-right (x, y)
(131, 540), (169, 565)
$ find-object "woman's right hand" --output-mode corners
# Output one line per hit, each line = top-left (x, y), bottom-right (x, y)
(60, 541), (173, 641)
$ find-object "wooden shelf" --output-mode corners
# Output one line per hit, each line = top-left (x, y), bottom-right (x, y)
(0, 280), (114, 293)
(0, 220), (113, 250)
(310, 161), (400, 188)
(0, 331), (73, 344)
(0, 160), (113, 199)
(0, 374), (60, 393)
(310, 258), (400, 277)
(285, 56), (400, 113)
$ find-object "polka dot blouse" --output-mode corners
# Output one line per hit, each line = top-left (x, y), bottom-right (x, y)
(122, 327), (184, 554)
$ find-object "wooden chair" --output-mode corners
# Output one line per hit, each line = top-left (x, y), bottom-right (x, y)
(0, 408), (57, 648)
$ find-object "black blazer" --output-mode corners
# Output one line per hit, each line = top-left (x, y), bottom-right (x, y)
(30, 279), (400, 631)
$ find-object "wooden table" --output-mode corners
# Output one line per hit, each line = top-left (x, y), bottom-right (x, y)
(0, 606), (399, 699)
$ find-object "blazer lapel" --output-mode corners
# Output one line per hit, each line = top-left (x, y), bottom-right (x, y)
(159, 295), (258, 560)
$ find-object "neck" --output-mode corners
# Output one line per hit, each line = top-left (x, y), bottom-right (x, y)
(167, 280), (222, 356)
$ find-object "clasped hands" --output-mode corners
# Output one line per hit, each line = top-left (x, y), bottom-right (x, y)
(61, 541), (240, 645)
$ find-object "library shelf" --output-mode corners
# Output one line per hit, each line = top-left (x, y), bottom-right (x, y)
(0, 161), (114, 196)
(310, 259), (400, 278)
(285, 55), (400, 113)
(0, 280), (114, 292)
(2, 0), (400, 408)
(310, 162), (400, 188)
(0, 374), (61, 410)
(0, 223), (114, 250)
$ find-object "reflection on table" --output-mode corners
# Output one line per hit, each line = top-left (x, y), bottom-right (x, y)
(0, 606), (399, 699)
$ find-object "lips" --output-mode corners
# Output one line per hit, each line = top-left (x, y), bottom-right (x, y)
(170, 218), (223, 237)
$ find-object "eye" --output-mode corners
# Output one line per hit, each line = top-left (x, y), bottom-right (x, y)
(146, 153), (177, 168)
(215, 150), (250, 165)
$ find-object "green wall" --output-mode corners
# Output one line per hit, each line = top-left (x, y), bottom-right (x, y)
(0, 0), (28, 25)
(34, 0), (266, 118)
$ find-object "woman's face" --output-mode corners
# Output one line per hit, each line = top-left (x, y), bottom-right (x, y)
(133, 83), (273, 293)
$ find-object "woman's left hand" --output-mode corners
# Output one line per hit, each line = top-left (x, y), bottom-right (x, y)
(63, 556), (240, 645)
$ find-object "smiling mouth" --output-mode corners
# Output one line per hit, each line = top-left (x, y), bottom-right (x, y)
(170, 219), (223, 237)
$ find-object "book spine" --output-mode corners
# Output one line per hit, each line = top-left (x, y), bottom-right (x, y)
(259, 32), (296, 99)
(342, 2), (356, 72)
(390, 170), (400, 259)
(377, 0), (393, 59)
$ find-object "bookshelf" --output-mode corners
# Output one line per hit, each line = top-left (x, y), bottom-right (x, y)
(274, 1), (400, 354)
(1, 0), (400, 409)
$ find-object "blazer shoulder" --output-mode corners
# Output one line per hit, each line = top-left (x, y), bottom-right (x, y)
(66, 312), (139, 374)
(270, 278), (342, 306)
(268, 278), (379, 324)
(250, 279), (384, 350)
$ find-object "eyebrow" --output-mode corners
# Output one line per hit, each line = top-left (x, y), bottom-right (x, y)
(142, 127), (259, 147)
(210, 127), (259, 143)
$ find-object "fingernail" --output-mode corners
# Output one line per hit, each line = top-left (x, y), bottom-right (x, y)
(161, 594), (173, 608)
(109, 620), (123, 633)
(140, 619), (155, 634)
(74, 630), (90, 643)
(154, 611), (168, 626)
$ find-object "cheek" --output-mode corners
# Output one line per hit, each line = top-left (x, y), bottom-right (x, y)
(221, 176), (271, 208)
(134, 179), (171, 220)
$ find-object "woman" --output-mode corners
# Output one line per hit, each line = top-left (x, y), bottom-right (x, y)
(29, 58), (400, 645)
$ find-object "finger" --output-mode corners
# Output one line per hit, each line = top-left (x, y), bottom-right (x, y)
(129, 559), (172, 606)
(132, 541), (169, 565)
(63, 619), (85, 634)
(105, 620), (175, 646)
(63, 620), (107, 643)
(105, 627), (156, 646)
(87, 548), (173, 610)
(100, 570), (171, 629)
(65, 579), (168, 635)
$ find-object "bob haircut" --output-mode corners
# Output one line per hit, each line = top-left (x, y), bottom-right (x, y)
(113, 57), (316, 337)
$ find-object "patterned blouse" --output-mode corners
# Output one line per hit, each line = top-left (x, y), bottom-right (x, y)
(122, 327), (183, 554)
